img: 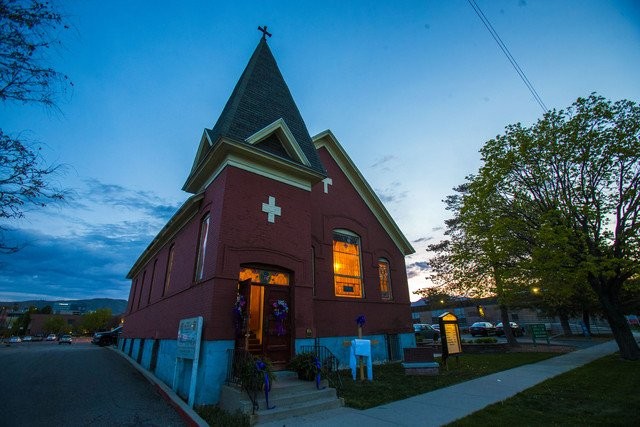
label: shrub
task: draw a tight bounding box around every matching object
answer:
[288,351,320,381]
[234,353,275,393]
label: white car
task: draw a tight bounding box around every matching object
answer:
[58,335,73,345]
[46,334,57,341]
[9,336,22,343]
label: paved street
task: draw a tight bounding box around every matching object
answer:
[0,341,186,427]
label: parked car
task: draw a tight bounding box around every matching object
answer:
[495,322,525,337]
[9,336,22,343]
[58,335,73,345]
[469,321,496,337]
[92,326,122,346]
[46,334,57,341]
[22,335,33,342]
[32,334,44,341]
[413,323,440,342]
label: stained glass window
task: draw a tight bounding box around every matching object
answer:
[239,267,290,285]
[333,230,363,298]
[378,259,392,300]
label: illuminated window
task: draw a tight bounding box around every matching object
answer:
[239,267,290,285]
[333,230,363,298]
[195,214,210,281]
[163,244,175,296]
[378,258,392,300]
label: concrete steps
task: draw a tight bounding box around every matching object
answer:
[218,371,343,425]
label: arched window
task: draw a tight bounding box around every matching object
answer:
[195,213,210,281]
[147,259,157,305]
[137,270,146,309]
[378,258,392,300]
[333,230,363,298]
[163,244,175,296]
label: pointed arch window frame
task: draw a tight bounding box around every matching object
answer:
[332,229,364,299]
[378,258,393,300]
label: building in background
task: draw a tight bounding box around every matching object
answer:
[53,302,86,315]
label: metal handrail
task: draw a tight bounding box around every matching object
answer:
[300,345,343,389]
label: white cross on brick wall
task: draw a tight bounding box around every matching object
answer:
[322,177,333,194]
[261,196,281,223]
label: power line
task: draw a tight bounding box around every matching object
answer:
[467,0,548,113]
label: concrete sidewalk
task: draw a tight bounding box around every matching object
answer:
[258,339,623,426]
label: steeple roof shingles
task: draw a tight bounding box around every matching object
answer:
[205,39,325,175]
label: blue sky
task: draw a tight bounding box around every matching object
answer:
[1,0,639,302]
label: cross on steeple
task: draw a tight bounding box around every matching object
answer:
[258,25,272,40]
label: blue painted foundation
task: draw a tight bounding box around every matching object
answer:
[118,332,414,405]
[297,333,415,368]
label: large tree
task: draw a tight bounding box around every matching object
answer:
[80,308,113,334]
[0,0,70,252]
[477,94,640,360]
[435,179,536,344]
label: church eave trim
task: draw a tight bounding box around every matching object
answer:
[126,193,204,279]
[182,137,325,194]
[313,130,416,256]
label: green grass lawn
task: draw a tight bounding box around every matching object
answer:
[448,354,640,426]
[339,352,559,409]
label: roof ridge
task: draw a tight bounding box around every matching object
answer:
[203,38,326,175]
[208,39,266,138]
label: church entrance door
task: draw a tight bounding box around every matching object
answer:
[238,267,292,369]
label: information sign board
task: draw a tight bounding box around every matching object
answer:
[177,317,202,359]
[443,323,462,355]
[439,312,462,367]
[529,323,549,345]
[173,316,203,407]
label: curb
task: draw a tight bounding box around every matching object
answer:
[107,345,209,427]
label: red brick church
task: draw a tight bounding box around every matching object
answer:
[122,33,415,405]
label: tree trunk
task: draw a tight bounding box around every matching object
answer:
[582,310,591,335]
[558,310,573,336]
[593,280,640,361]
[500,305,518,346]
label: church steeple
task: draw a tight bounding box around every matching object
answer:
[185,35,326,192]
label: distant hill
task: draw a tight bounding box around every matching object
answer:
[0,298,128,315]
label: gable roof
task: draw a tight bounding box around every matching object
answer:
[184,38,325,193]
[313,130,415,256]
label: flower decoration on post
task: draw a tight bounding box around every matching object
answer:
[272,299,289,336]
[233,294,246,336]
[314,356,325,390]
[255,358,275,410]
[355,314,366,380]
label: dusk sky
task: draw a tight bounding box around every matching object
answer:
[1,0,639,302]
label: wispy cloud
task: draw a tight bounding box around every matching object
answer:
[371,155,397,171]
[81,178,180,218]
[0,179,183,302]
[375,181,408,204]
[412,236,433,244]
[406,261,430,279]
